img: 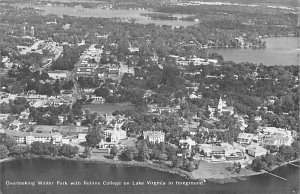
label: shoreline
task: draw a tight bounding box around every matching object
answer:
[1,155,299,183]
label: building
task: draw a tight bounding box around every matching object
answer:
[237,133,254,145]
[257,127,293,147]
[217,97,234,115]
[48,70,69,80]
[199,144,225,157]
[4,130,66,145]
[128,46,139,53]
[179,137,196,150]
[104,129,127,143]
[25,94,48,101]
[90,95,105,103]
[143,131,165,143]
[246,145,267,157]
[78,133,87,141]
[0,114,10,121]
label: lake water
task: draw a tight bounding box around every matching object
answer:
[18,5,195,27]
[0,159,299,194]
[83,103,134,116]
[211,37,299,66]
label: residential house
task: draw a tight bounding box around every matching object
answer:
[90,95,105,103]
[143,131,165,143]
[179,137,196,150]
[48,70,69,80]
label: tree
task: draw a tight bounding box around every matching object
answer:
[0,134,16,150]
[72,101,82,117]
[10,145,30,156]
[150,149,161,160]
[185,161,195,172]
[85,127,102,148]
[31,142,51,155]
[62,80,74,90]
[170,155,180,168]
[0,145,9,159]
[83,147,91,158]
[0,102,10,113]
[278,145,295,161]
[251,157,263,172]
[94,87,109,98]
[137,141,150,161]
[121,146,138,161]
[59,144,79,158]
[110,145,119,158]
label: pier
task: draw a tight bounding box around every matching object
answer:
[261,170,287,181]
[288,163,300,168]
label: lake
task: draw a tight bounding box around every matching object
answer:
[18,4,196,27]
[211,37,299,66]
[0,158,299,194]
[83,103,134,116]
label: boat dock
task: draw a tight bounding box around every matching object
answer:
[261,170,287,181]
[289,163,300,168]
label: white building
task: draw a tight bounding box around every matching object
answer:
[90,95,105,103]
[78,133,87,141]
[258,127,293,147]
[217,97,234,115]
[48,71,69,80]
[246,145,267,157]
[237,133,254,145]
[179,137,196,150]
[5,130,66,145]
[104,129,127,143]
[143,131,165,143]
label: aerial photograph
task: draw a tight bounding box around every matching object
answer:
[0,0,299,193]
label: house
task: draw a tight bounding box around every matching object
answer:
[217,97,234,115]
[20,109,30,120]
[237,133,254,145]
[78,133,87,141]
[143,131,165,143]
[90,95,105,103]
[107,64,119,75]
[9,120,23,131]
[128,47,139,53]
[176,59,190,66]
[48,70,69,80]
[0,114,10,121]
[179,137,196,150]
[246,145,267,157]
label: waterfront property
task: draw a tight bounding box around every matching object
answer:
[246,145,267,157]
[104,128,127,143]
[4,130,69,145]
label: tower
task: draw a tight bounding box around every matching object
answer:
[30,26,34,37]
